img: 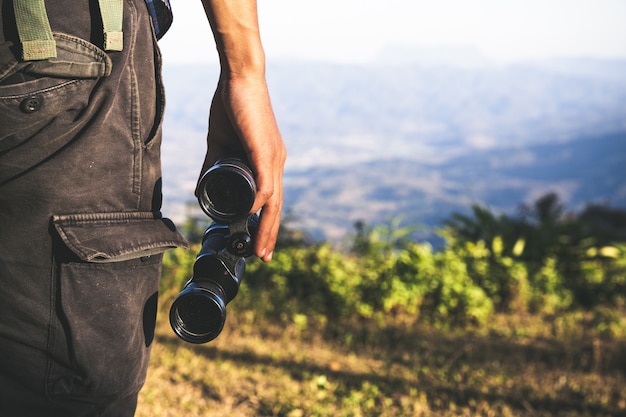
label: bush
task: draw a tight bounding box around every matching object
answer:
[160,197,626,340]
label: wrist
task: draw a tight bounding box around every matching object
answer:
[218,44,266,80]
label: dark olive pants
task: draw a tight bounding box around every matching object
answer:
[0,1,186,415]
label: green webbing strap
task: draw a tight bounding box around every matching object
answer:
[13,0,123,61]
[98,0,124,51]
[13,0,57,60]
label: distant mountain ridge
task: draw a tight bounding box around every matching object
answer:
[281,132,626,240]
[160,56,626,241]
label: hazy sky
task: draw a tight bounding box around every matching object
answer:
[159,0,626,65]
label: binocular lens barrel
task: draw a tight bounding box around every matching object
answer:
[169,280,227,344]
[197,158,256,222]
[170,157,257,344]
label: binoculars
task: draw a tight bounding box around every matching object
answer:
[169,158,257,344]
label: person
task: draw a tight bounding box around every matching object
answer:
[0,0,285,415]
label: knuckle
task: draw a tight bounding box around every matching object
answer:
[256,186,275,202]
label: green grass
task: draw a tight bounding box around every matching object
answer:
[137,297,626,417]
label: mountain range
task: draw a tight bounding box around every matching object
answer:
[159,52,626,242]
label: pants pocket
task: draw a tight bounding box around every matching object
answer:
[0,33,112,139]
[0,33,113,184]
[47,212,188,404]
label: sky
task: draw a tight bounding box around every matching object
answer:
[159,0,626,66]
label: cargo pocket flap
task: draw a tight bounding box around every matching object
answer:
[52,212,189,262]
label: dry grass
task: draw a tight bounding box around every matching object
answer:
[136,300,626,417]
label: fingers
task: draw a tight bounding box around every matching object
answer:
[248,139,286,261]
[254,191,281,262]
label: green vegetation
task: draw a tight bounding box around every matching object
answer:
[137,194,626,416]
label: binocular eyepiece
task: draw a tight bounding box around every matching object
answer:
[169,158,257,344]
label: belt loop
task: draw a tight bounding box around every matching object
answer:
[98,0,124,51]
[13,0,57,61]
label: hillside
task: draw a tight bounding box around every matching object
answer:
[160,57,626,240]
[281,132,626,240]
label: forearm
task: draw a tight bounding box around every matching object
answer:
[200,0,277,162]
[200,0,266,79]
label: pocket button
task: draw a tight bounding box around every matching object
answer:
[20,95,44,113]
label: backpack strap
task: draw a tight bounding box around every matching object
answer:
[13,0,124,61]
[13,0,57,60]
[98,0,124,51]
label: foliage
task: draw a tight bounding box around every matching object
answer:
[237,221,495,336]
[445,193,626,318]
[162,193,626,341]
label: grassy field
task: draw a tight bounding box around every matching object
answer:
[136,298,626,417]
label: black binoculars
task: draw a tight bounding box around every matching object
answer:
[170,158,257,344]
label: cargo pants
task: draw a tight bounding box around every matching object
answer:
[0,0,187,415]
